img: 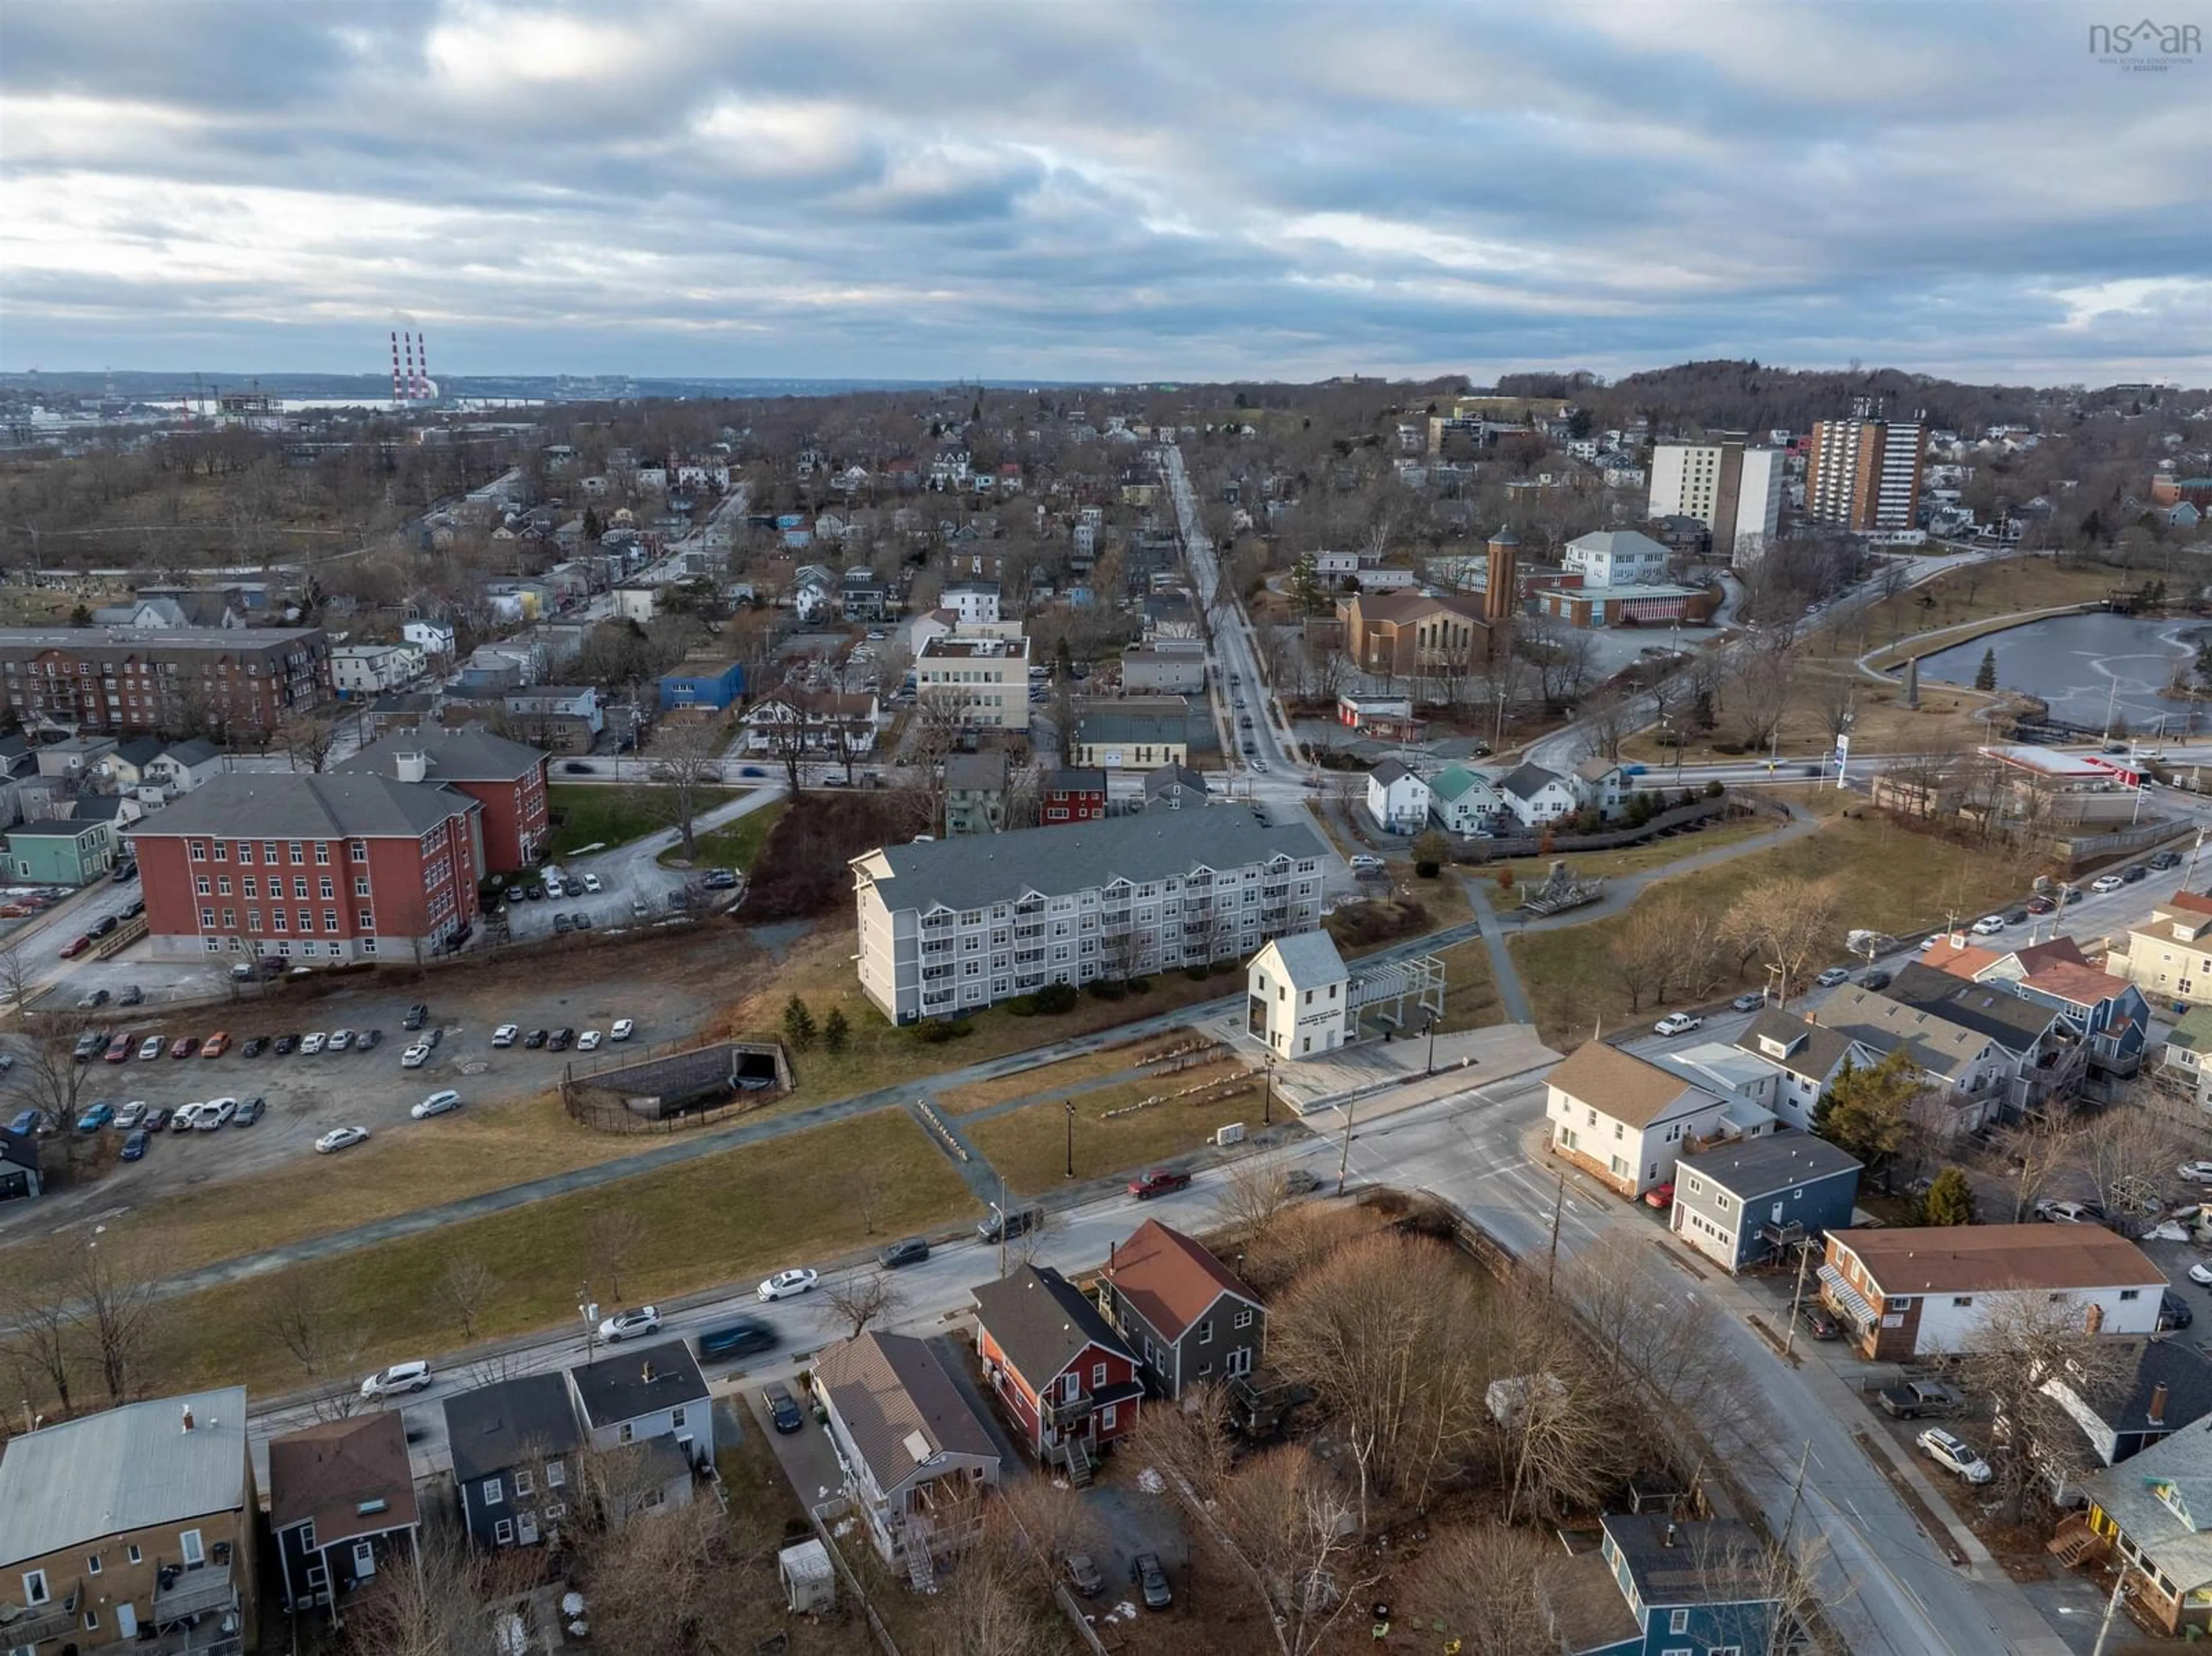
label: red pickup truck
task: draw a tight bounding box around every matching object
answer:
[1128,1169,1192,1200]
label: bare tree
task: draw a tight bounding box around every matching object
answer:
[0,1285,75,1418]
[579,1494,741,1656]
[436,1256,499,1342]
[1580,686,1637,764]
[1486,1274,1635,1523]
[1728,646,1795,751]
[1216,1443,1381,1656]
[1396,1522,1562,1656]
[338,1513,499,1656]
[1996,1111,2074,1222]
[1719,874,1842,1006]
[75,1246,160,1405]
[1125,1381,1236,1501]
[586,1207,650,1303]
[1608,900,1677,1014]
[647,718,729,861]
[1558,1235,1756,1456]
[2,1010,100,1140]
[1952,1289,2134,1521]
[821,1268,903,1339]
[262,1274,369,1418]
[1212,1157,1297,1246]
[2073,1092,2194,1220]
[280,713,344,774]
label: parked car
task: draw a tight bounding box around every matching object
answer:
[2188,1259,2212,1288]
[524,1029,549,1049]
[298,1032,328,1056]
[411,1090,463,1120]
[2034,1198,2099,1224]
[610,1018,635,1041]
[696,1319,776,1361]
[1878,1380,1959,1418]
[6,1108,40,1135]
[762,1382,805,1434]
[327,1029,354,1052]
[599,1305,661,1342]
[1642,1181,1676,1210]
[1916,1427,1994,1485]
[170,1103,206,1132]
[1970,914,2008,935]
[315,1126,370,1154]
[103,1033,134,1063]
[1130,1552,1173,1611]
[1858,969,1893,991]
[403,1003,430,1030]
[201,1031,230,1059]
[977,1203,1042,1243]
[577,1030,603,1052]
[1130,1168,1192,1200]
[400,1043,431,1069]
[58,935,92,959]
[273,1033,300,1056]
[548,1028,575,1051]
[1349,853,1386,873]
[2025,895,2056,915]
[1653,1012,1703,1036]
[2092,873,2127,894]
[1814,967,1851,988]
[2179,1161,2212,1184]
[233,1096,265,1125]
[1730,992,1766,1012]
[1797,1302,1840,1341]
[582,873,602,893]
[117,984,143,1006]
[89,915,119,939]
[142,1105,172,1132]
[196,1098,237,1130]
[169,1035,201,1060]
[113,1101,147,1130]
[75,1102,115,1134]
[878,1237,931,1269]
[2161,1291,2195,1332]
[2122,864,2150,884]
[357,1029,382,1051]
[757,1268,819,1302]
[2151,849,2184,870]
[241,1036,268,1058]
[491,1024,520,1048]
[361,1361,434,1399]
[1064,1553,1104,1598]
[120,1128,150,1162]
[553,912,573,935]
[77,987,111,1009]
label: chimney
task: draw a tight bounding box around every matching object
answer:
[641,1361,656,1384]
[2151,1382,2170,1426]
[2086,1302,2105,1336]
[395,751,429,785]
[180,1403,195,1434]
[1663,1522,1677,1548]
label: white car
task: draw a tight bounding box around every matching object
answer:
[327,1029,355,1052]
[1653,1013,1703,1037]
[2092,873,2127,894]
[598,1305,661,1342]
[400,1043,431,1069]
[411,1090,463,1120]
[610,1018,635,1042]
[2180,1161,2212,1184]
[491,1024,520,1048]
[577,1030,603,1052]
[360,1360,433,1399]
[196,1097,237,1131]
[1916,1427,1994,1486]
[757,1268,819,1302]
[1815,967,1852,987]
[315,1126,370,1154]
[169,1102,207,1132]
[1969,915,2007,935]
[2035,1199,2098,1225]
[582,873,602,893]
[299,1032,328,1056]
[1349,854,1386,873]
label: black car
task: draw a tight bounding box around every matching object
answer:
[524,1028,549,1049]
[241,1037,268,1059]
[549,1028,575,1051]
[1064,1552,1105,1598]
[763,1382,805,1434]
[111,861,138,884]
[1131,1552,1172,1610]
[697,1319,776,1361]
[2151,849,2184,870]
[402,1003,430,1031]
[562,760,593,774]
[2122,864,2150,884]
[878,1236,931,1269]
[273,1033,300,1056]
[2162,1291,2195,1332]
[142,1105,172,1132]
[2061,885,2084,904]
[357,1028,382,1051]
[89,915,120,938]
[573,912,593,931]
[526,882,547,900]
[120,1128,150,1162]
[1858,969,1892,991]
[2001,907,2029,926]
[1798,1302,1841,1341]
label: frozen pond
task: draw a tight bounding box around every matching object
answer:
[1918,611,2212,734]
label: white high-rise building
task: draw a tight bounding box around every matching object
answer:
[1648,437,1783,564]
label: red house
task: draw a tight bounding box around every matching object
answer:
[336,725,550,874]
[127,772,482,964]
[1040,767,1107,825]
[972,1265,1141,1478]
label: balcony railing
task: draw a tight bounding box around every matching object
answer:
[154,1563,237,1626]
[2,1581,82,1644]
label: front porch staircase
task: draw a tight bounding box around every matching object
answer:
[1061,1435,1094,1489]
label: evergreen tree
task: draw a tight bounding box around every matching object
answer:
[1287,552,1327,616]
[1920,1166,1977,1226]
[782,995,816,1051]
[1974,648,1997,692]
[822,1007,849,1054]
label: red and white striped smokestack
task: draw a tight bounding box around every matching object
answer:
[390,331,404,403]
[415,332,430,400]
[404,332,420,400]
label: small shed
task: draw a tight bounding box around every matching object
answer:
[778,1538,835,1613]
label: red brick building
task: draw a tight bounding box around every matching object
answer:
[0,626,328,737]
[336,725,550,874]
[127,774,482,962]
[1040,768,1107,825]
[971,1265,1141,1473]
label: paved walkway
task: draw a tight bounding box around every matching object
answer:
[1461,878,1534,1022]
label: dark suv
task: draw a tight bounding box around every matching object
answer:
[878,1237,931,1269]
[976,1203,1042,1244]
[402,1003,430,1031]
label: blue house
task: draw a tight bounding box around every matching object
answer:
[1668,1130,1861,1274]
[1552,1514,1786,1655]
[657,656,746,713]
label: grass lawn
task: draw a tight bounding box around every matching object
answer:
[966,1062,1266,1193]
[661,798,786,871]
[546,783,738,857]
[714,1430,872,1656]
[935,1036,1203,1114]
[1491,813,1781,896]
[115,1108,974,1405]
[1507,809,2033,1048]
[1838,557,2128,667]
[1619,674,1994,768]
[1427,937,1503,1034]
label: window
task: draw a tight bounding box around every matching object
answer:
[21,1570,48,1606]
[196,876,211,896]
[180,1529,204,1566]
[1234,1309,1255,1331]
[546,1460,566,1488]
[671,1405,687,1429]
[1092,1362,1107,1388]
[86,1553,101,1576]
[300,1520,316,1551]
[1197,1319,1214,1344]
[618,1422,635,1445]
[1100,1404,1118,1431]
[127,1545,141,1565]
[544,1502,567,1521]
[514,1469,534,1496]
[2122,1289,2142,1302]
[320,877,334,900]
[1952,1295,1974,1308]
[493,1519,514,1545]
[315,842,331,865]
[290,842,305,865]
[481,1477,503,1505]
[1670,1609,1690,1634]
[350,840,367,860]
[83,1609,98,1632]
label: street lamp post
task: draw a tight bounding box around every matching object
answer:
[1064,1100,1075,1180]
[1424,1011,1439,1075]
[578,1290,600,1365]
[1263,1050,1275,1125]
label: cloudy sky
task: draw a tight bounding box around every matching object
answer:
[3,1,2207,385]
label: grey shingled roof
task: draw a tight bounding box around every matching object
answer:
[1735,1010,1860,1083]
[858,809,1327,914]
[1256,930,1348,988]
[339,724,545,784]
[0,1388,248,1565]
[1370,758,1416,787]
[1881,962,2063,1051]
[942,751,1008,793]
[1498,761,1566,801]
[2080,1416,2212,1591]
[1143,763,1208,800]
[123,772,477,842]
[812,1332,999,1495]
[567,1341,709,1428]
[443,1373,582,1483]
[1075,709,1187,746]
[1676,1130,1861,1201]
[972,1266,1134,1390]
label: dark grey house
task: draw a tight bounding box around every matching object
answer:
[2043,1339,2212,1500]
[267,1412,420,1618]
[1095,1218,1266,1398]
[1668,1131,1861,1272]
[442,1372,584,1549]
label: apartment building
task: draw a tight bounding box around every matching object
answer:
[0,626,328,737]
[1647,437,1784,563]
[336,725,551,874]
[328,643,426,697]
[1805,401,1927,530]
[128,773,482,962]
[850,810,1328,1022]
[915,635,1029,730]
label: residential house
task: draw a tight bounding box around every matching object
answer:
[1571,758,1630,821]
[1668,1131,1861,1272]
[143,739,224,797]
[851,810,1327,1022]
[2164,1005,2212,1106]
[2077,1416,2212,1634]
[1819,1225,2165,1363]
[657,655,746,714]
[1734,1010,1869,1130]
[5,817,117,884]
[2043,1340,2212,1503]
[841,568,889,621]
[1650,1040,1786,1120]
[972,1265,1143,1476]
[1814,981,2021,1135]
[2104,889,2212,1008]
[1245,930,1354,1059]
[403,618,457,660]
[1428,763,1506,835]
[72,794,143,832]
[1119,644,1207,694]
[1040,768,1107,824]
[329,643,426,698]
[567,1342,714,1522]
[1070,708,1188,770]
[1365,759,1431,835]
[0,626,325,736]
[498,685,603,754]
[443,1373,585,1550]
[1880,962,2090,1120]
[809,1332,1002,1577]
[741,690,879,759]
[1927,933,2150,1085]
[267,1412,419,1620]
[36,734,118,780]
[96,736,166,794]
[1546,1040,1753,1200]
[1142,763,1207,811]
[0,1126,41,1200]
[1096,1218,1266,1397]
[943,581,1001,627]
[0,1388,257,1655]
[337,725,551,875]
[1560,528,1673,587]
[1544,1513,1789,1656]
[943,751,1010,836]
[916,635,1028,729]
[1497,761,1582,828]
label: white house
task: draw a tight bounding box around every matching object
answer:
[942,581,1002,627]
[1733,1011,1871,1131]
[565,1340,714,1520]
[1427,764,1506,835]
[330,642,426,697]
[1546,1040,1754,1199]
[143,738,224,796]
[1247,931,1354,1059]
[1562,529,1672,588]
[1497,761,1581,828]
[1571,759,1631,821]
[1365,759,1431,835]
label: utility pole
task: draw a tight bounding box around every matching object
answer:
[1335,1094,1358,1197]
[1778,1438,1813,1553]
[1782,1246,1811,1359]
[1546,1169,1566,1295]
[1063,1100,1075,1180]
[2091,1564,2133,1656]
